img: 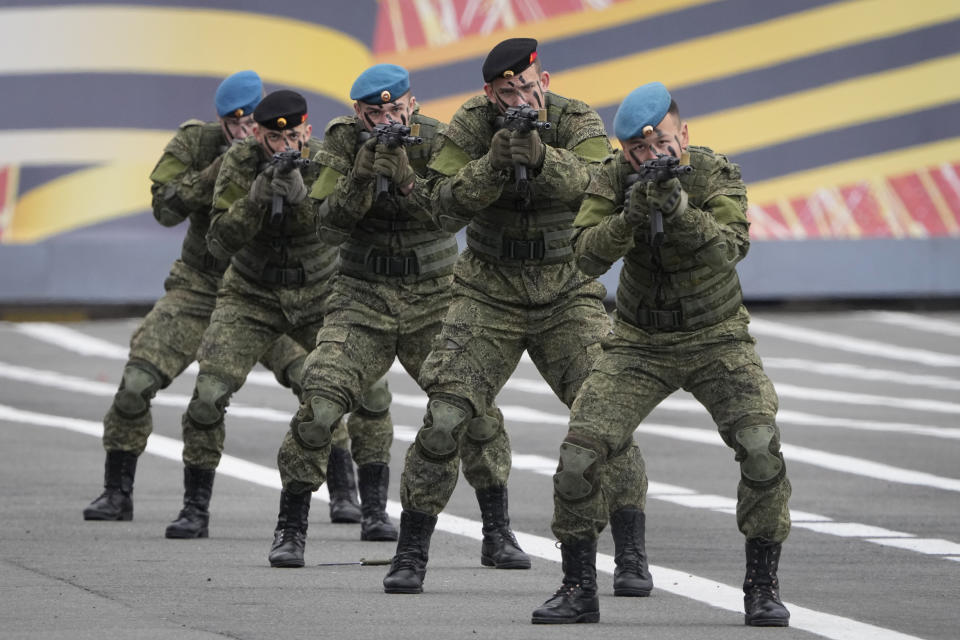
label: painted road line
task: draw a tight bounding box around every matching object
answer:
[3,361,960,494]
[748,318,960,367]
[0,403,933,640]
[762,358,960,392]
[862,311,960,338]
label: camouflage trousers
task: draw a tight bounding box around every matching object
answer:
[103,260,305,455]
[278,273,452,491]
[181,266,374,469]
[552,307,792,544]
[400,262,645,517]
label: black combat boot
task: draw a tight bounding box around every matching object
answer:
[268,489,311,568]
[357,463,398,541]
[744,537,790,627]
[610,507,653,596]
[164,466,215,539]
[83,450,138,521]
[476,485,531,569]
[326,446,362,523]
[382,510,437,594]
[531,539,600,624]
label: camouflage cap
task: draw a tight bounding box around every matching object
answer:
[482,38,538,83]
[254,89,308,131]
[613,82,672,141]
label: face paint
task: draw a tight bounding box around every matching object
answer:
[363,113,376,130]
[533,89,543,109]
[399,113,408,125]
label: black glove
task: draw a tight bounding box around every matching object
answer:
[488,129,512,170]
[510,129,546,169]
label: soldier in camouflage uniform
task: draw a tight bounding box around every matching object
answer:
[162,90,393,540]
[83,71,315,524]
[531,83,791,626]
[270,64,525,569]
[384,39,647,595]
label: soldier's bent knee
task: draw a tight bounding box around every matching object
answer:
[293,394,344,450]
[114,361,165,418]
[416,395,472,461]
[186,373,232,428]
[733,422,784,486]
[554,435,607,502]
[465,413,499,444]
[357,378,392,417]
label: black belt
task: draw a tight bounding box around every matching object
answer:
[502,238,545,260]
[634,308,683,329]
[370,254,419,276]
[261,265,305,285]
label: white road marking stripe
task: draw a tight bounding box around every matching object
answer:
[3,361,959,496]
[763,358,960,392]
[866,538,960,555]
[12,323,960,424]
[0,403,930,640]
[749,318,960,367]
[862,311,960,338]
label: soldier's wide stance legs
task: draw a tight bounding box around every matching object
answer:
[85,266,215,522]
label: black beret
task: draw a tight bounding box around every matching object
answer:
[482,37,538,83]
[254,89,308,131]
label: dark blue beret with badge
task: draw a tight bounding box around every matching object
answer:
[254,90,308,131]
[613,82,673,141]
[482,37,538,83]
[214,70,262,118]
[350,63,410,105]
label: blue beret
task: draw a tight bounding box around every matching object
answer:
[613,82,672,141]
[214,70,262,118]
[350,64,410,105]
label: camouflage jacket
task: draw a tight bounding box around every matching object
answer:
[307,110,458,282]
[574,145,750,331]
[148,119,231,274]
[425,92,611,267]
[207,137,337,287]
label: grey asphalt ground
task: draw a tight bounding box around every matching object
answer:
[1,308,959,640]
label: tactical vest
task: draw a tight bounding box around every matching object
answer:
[231,141,339,288]
[176,121,232,275]
[466,94,579,266]
[615,147,743,331]
[338,113,459,281]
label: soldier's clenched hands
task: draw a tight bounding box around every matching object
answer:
[488,128,513,170]
[353,137,377,181]
[249,165,276,204]
[623,180,650,226]
[510,129,546,169]
[271,169,308,205]
[374,144,416,192]
[646,177,687,217]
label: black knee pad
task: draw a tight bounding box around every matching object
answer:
[113,360,165,419]
[292,394,345,450]
[415,395,472,461]
[554,434,607,502]
[186,373,232,429]
[732,420,785,488]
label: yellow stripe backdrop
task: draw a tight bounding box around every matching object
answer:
[0,6,371,105]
